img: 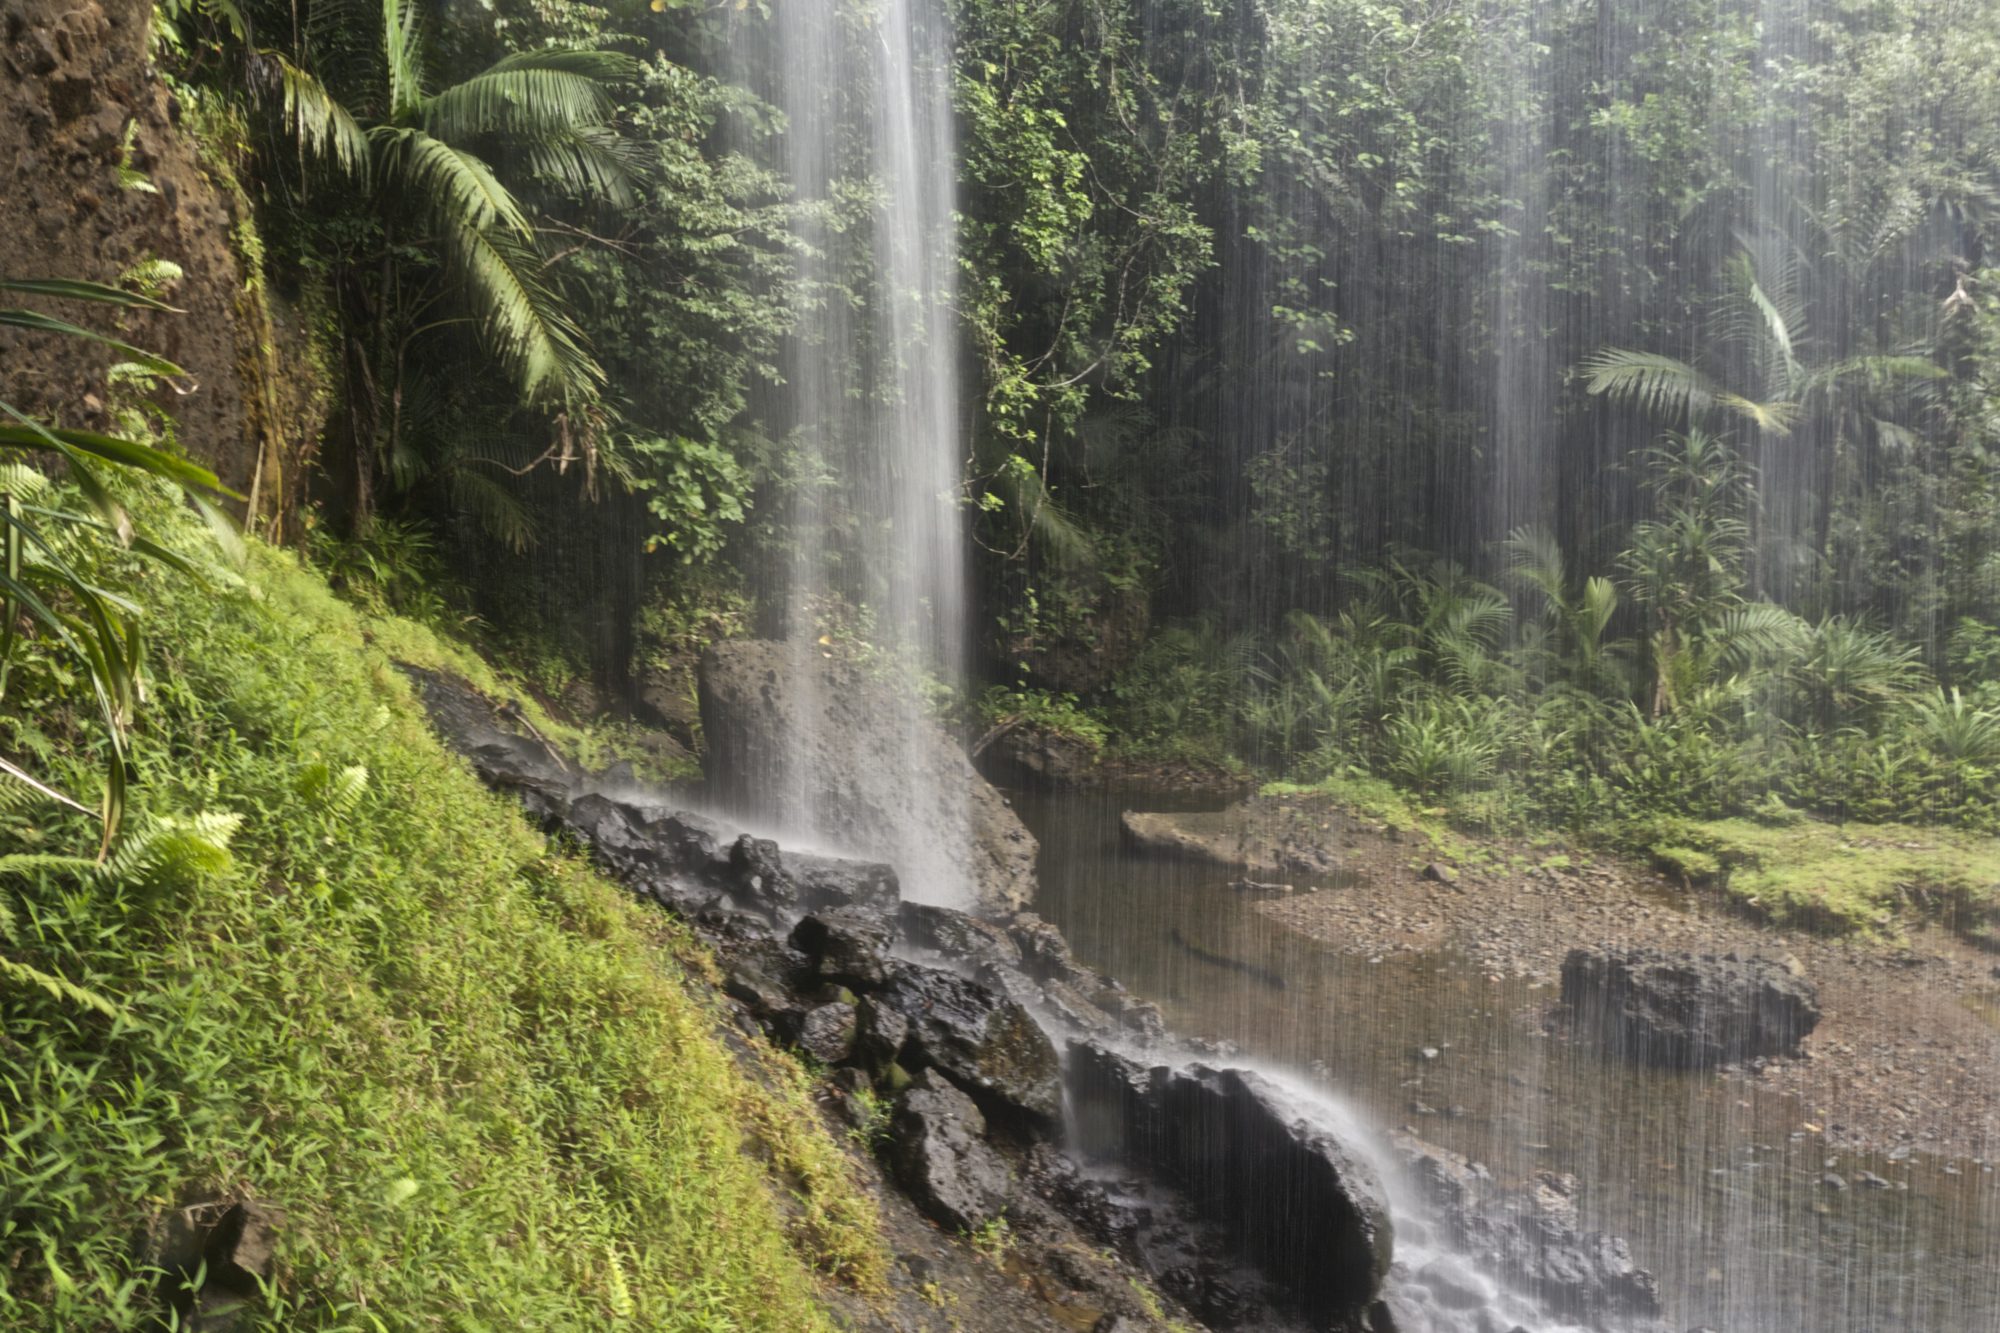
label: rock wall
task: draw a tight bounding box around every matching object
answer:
[0,0,319,521]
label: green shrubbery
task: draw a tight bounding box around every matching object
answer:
[1091,434,2000,842]
[0,479,881,1329]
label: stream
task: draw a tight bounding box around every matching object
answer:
[1017,787,2000,1332]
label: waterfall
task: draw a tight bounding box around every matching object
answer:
[728,0,975,906]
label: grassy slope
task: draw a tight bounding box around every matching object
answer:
[1,492,883,1330]
[1657,817,2000,938]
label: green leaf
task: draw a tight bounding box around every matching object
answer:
[0,309,185,377]
[0,421,235,496]
[0,279,182,312]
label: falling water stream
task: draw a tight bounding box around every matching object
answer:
[725,0,975,906]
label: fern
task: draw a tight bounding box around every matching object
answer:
[0,955,123,1018]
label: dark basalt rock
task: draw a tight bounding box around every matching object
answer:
[902,902,1024,972]
[888,1068,1013,1232]
[853,995,911,1072]
[727,834,799,916]
[1067,1040,1394,1321]
[781,1000,858,1065]
[789,908,898,990]
[1560,946,1822,1069]
[786,849,901,913]
[876,963,1063,1125]
[1010,911,1093,988]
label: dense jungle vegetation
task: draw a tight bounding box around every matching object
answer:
[12,0,2000,869]
[135,0,2000,842]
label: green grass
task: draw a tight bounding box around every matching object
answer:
[1260,772,1489,865]
[1660,816,2000,938]
[1,483,884,1329]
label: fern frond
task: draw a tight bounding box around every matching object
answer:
[0,854,101,880]
[0,954,123,1018]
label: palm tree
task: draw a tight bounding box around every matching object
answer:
[168,0,640,521]
[1501,524,1626,693]
[1583,246,1948,593]
[1582,249,1944,437]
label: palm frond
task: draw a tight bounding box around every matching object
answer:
[451,466,538,552]
[0,309,186,378]
[440,221,601,404]
[1582,349,1720,422]
[521,126,646,208]
[264,55,370,174]
[425,55,636,143]
[1501,524,1565,609]
[1709,602,1809,666]
[377,129,532,238]
[1711,391,1800,435]
[0,279,181,312]
[382,0,425,121]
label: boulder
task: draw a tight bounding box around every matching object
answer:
[901,902,1023,972]
[789,909,898,990]
[698,640,1037,913]
[1560,947,1822,1069]
[781,1001,858,1065]
[888,1069,1012,1232]
[784,850,900,914]
[1117,801,1350,881]
[1009,912,1092,988]
[876,963,1062,1125]
[853,995,911,1072]
[727,834,800,917]
[1065,1041,1394,1320]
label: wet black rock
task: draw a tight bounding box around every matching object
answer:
[876,964,1063,1125]
[902,902,1023,972]
[1560,946,1822,1069]
[782,1000,858,1065]
[1010,911,1093,988]
[888,1068,1012,1232]
[727,834,799,916]
[790,908,898,990]
[853,995,911,1072]
[785,849,900,913]
[1067,1040,1395,1321]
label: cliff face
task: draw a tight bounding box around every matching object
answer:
[0,0,312,520]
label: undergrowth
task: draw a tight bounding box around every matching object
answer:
[0,479,884,1329]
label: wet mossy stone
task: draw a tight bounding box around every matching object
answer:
[875,963,1061,1127]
